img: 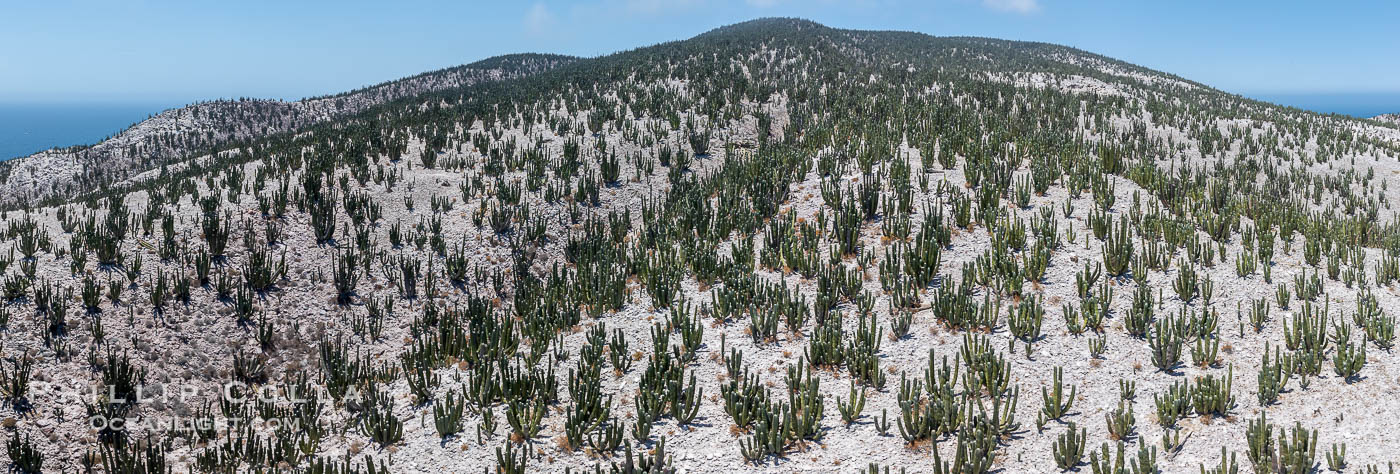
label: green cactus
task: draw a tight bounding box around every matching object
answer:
[495,440,530,474]
[358,395,404,446]
[1333,330,1366,382]
[1173,260,1198,303]
[1088,334,1107,359]
[1009,295,1044,343]
[1153,380,1190,428]
[1040,366,1076,422]
[1149,316,1185,372]
[1097,394,1133,438]
[5,433,43,474]
[1191,364,1234,416]
[1161,427,1183,454]
[1248,297,1271,332]
[1088,441,1124,474]
[1200,447,1239,474]
[1125,284,1154,337]
[1076,261,1102,299]
[1103,216,1133,277]
[1191,335,1220,368]
[838,379,866,425]
[1326,443,1346,472]
[1053,422,1088,470]
[506,396,547,441]
[1257,342,1293,406]
[0,355,33,403]
[433,389,466,438]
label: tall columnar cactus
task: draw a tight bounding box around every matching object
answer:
[5,433,43,474]
[1105,400,1136,441]
[1040,366,1076,423]
[1257,342,1293,406]
[1102,216,1133,277]
[1149,316,1185,371]
[1053,422,1088,470]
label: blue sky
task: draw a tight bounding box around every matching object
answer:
[2,1,1397,105]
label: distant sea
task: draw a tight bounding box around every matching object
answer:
[1246,92,1400,119]
[0,103,175,161]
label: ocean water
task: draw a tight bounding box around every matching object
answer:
[0,103,175,161]
[1246,92,1400,119]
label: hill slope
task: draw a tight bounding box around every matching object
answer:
[0,53,573,206]
[3,18,1400,473]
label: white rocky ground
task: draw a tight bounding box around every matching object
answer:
[4,22,1400,474]
[0,107,1396,474]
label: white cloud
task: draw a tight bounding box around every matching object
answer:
[983,0,1039,14]
[625,0,663,13]
[624,0,711,14]
[524,3,555,34]
[626,0,703,14]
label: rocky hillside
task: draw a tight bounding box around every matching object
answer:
[0,53,573,207]
[3,18,1400,474]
